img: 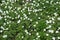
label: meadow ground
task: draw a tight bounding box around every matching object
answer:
[0,0,60,40]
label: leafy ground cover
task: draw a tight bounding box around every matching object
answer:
[0,0,60,40]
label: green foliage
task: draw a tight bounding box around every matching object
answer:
[0,0,60,40]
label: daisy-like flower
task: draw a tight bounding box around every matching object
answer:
[3,35,7,38]
[52,37,55,40]
[57,17,60,20]
[48,30,54,33]
[17,20,20,23]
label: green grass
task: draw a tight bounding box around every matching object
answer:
[0,0,60,40]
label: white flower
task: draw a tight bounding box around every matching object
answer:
[58,37,60,39]
[58,27,60,30]
[36,3,39,7]
[33,9,38,12]
[3,23,6,26]
[38,17,40,19]
[52,17,55,20]
[55,31,59,33]
[56,2,59,4]
[52,37,55,40]
[50,0,53,4]
[0,30,3,33]
[25,30,28,34]
[48,30,54,33]
[30,19,32,21]
[36,22,38,24]
[37,35,40,38]
[23,14,28,19]
[29,33,31,35]
[39,9,42,11]
[46,1,49,3]
[5,28,8,30]
[57,17,60,20]
[22,26,24,28]
[26,0,29,1]
[33,25,36,27]
[36,32,39,36]
[46,25,52,29]
[28,12,31,15]
[18,15,20,18]
[5,10,9,14]
[54,13,58,16]
[43,29,46,31]
[46,20,52,24]
[33,1,36,3]
[1,26,4,30]
[3,35,7,38]
[17,7,21,10]
[22,36,24,38]
[46,33,49,36]
[17,20,20,23]
[7,22,9,24]
[0,16,2,20]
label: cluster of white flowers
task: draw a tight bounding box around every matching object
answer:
[0,0,60,40]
